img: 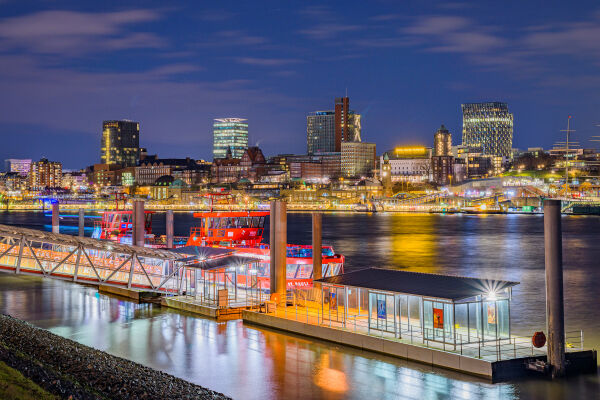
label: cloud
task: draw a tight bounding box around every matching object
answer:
[520,15,600,60]
[195,30,268,47]
[236,57,302,66]
[298,5,362,40]
[0,9,163,54]
[403,16,505,54]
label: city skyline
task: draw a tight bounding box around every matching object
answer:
[1,1,600,168]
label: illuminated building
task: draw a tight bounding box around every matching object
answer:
[381,153,392,196]
[380,146,432,182]
[101,120,140,167]
[4,159,32,176]
[307,97,361,154]
[432,125,454,185]
[461,102,513,159]
[335,97,361,147]
[136,158,207,186]
[433,125,452,156]
[213,118,248,159]
[28,158,62,189]
[341,142,376,178]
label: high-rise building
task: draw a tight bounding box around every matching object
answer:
[213,118,248,160]
[341,142,376,178]
[4,159,32,176]
[433,125,452,156]
[461,102,513,159]
[307,97,361,154]
[432,125,453,185]
[101,120,140,167]
[28,158,62,189]
[335,97,361,149]
[307,111,335,155]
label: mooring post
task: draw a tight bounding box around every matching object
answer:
[544,199,566,378]
[51,202,59,234]
[166,209,174,248]
[78,208,85,237]
[312,212,322,286]
[133,200,145,247]
[269,200,287,303]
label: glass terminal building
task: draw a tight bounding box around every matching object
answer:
[213,118,249,159]
[461,102,513,159]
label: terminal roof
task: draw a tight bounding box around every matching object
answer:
[315,268,519,301]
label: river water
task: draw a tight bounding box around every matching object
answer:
[0,211,598,399]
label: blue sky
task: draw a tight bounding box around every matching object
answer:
[1,0,599,168]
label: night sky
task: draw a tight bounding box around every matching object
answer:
[1,1,599,168]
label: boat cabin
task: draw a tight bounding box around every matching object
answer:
[187,211,269,246]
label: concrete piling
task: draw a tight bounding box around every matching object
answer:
[51,202,59,234]
[270,200,287,301]
[133,200,145,247]
[312,213,322,282]
[78,208,85,237]
[166,210,174,249]
[544,199,566,378]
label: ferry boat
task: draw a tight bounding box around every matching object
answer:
[91,210,187,247]
[186,211,344,290]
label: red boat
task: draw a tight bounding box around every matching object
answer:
[186,211,344,289]
[92,210,187,247]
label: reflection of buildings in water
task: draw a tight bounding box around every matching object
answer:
[388,215,439,273]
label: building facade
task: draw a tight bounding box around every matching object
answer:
[307,97,361,155]
[5,159,32,176]
[307,111,335,155]
[101,120,140,167]
[212,118,248,159]
[28,158,62,189]
[380,147,432,182]
[433,125,452,156]
[461,102,513,159]
[432,156,454,185]
[135,158,203,186]
[341,142,376,178]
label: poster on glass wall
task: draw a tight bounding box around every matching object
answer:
[433,308,444,329]
[487,303,496,324]
[377,299,386,319]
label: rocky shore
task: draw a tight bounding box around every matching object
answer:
[0,314,230,400]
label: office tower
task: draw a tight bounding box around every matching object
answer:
[461,102,513,159]
[341,142,376,178]
[4,159,32,176]
[307,97,361,155]
[28,158,62,189]
[307,112,335,155]
[213,118,248,159]
[433,125,452,156]
[335,97,361,148]
[101,120,140,167]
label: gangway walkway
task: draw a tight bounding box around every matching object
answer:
[0,224,193,294]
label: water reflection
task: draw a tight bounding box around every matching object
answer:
[0,212,599,398]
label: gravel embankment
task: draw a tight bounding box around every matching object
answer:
[0,314,230,400]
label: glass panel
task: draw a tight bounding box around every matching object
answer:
[423,300,433,339]
[444,303,454,343]
[497,300,510,339]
